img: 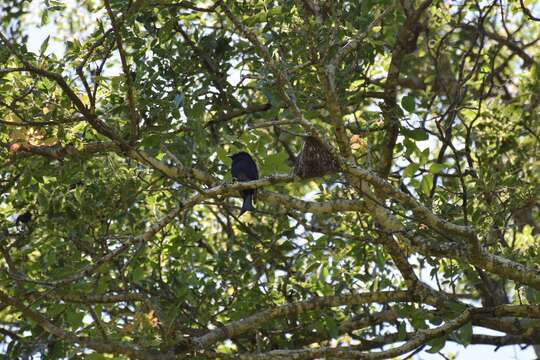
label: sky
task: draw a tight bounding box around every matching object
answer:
[15,2,538,360]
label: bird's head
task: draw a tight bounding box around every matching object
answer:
[229,151,252,161]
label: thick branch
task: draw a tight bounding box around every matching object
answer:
[377,0,432,178]
[210,309,471,359]
[188,291,410,350]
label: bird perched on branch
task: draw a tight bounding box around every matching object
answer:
[230,151,259,215]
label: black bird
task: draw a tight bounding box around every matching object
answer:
[230,151,259,215]
[16,211,32,225]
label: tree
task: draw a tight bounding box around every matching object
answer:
[1,0,539,358]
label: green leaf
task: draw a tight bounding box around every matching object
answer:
[217,147,231,167]
[261,151,289,174]
[397,321,407,340]
[420,174,434,195]
[375,249,386,270]
[403,163,419,178]
[305,261,320,275]
[411,310,428,330]
[131,267,145,283]
[426,336,446,353]
[459,321,473,347]
[403,138,418,157]
[429,163,447,174]
[184,99,206,120]
[401,95,415,112]
[39,35,50,56]
[267,6,283,17]
[419,148,430,165]
[325,317,339,339]
[41,10,49,26]
[47,0,67,11]
[446,302,467,315]
[66,309,84,329]
[402,127,429,141]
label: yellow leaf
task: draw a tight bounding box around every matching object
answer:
[145,310,160,328]
[80,94,90,106]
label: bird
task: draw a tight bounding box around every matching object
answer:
[16,211,32,225]
[230,151,259,215]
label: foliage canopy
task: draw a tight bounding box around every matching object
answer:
[1,0,539,359]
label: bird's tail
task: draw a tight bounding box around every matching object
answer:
[240,192,255,215]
